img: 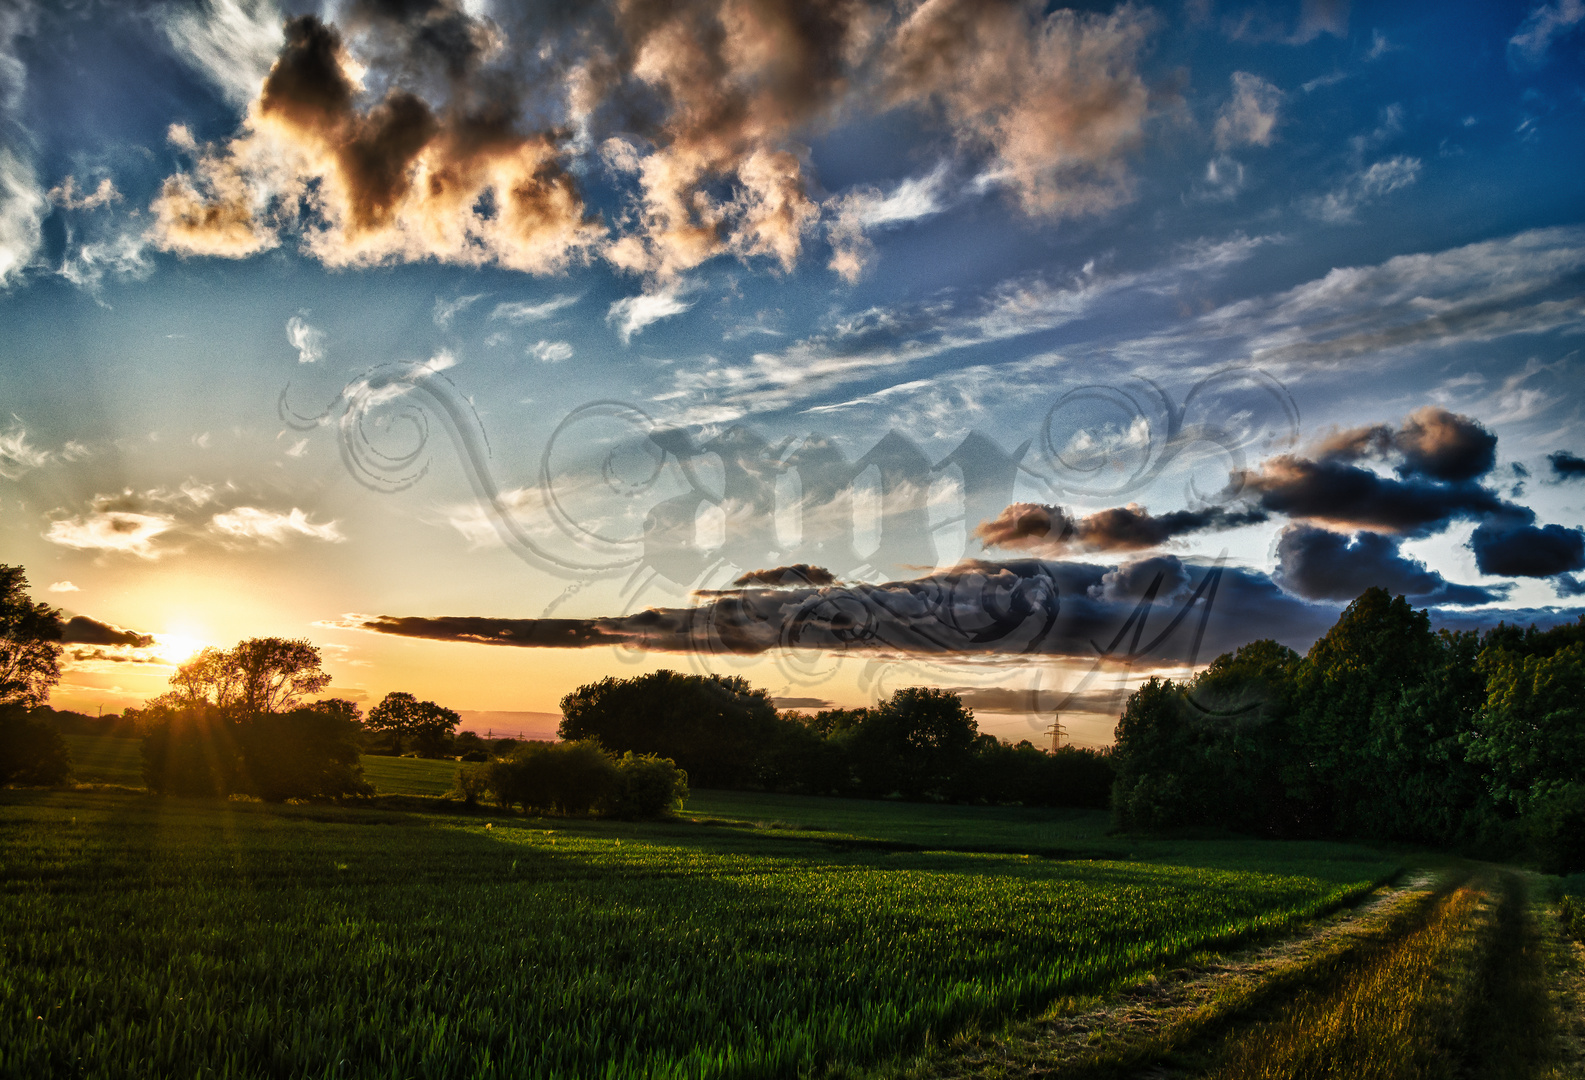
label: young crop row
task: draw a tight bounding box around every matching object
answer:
[0,793,1394,1079]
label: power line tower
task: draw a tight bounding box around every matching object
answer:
[1045,713,1066,752]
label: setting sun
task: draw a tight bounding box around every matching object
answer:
[150,634,209,667]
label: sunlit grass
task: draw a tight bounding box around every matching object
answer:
[0,789,1394,1079]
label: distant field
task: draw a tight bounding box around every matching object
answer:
[358,753,461,796]
[60,733,142,786]
[0,788,1396,1079]
[61,741,470,797]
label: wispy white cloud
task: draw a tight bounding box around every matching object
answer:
[666,235,1278,422]
[1214,72,1283,149]
[0,419,50,479]
[489,294,582,324]
[1303,155,1421,224]
[0,2,43,290]
[1127,225,1585,372]
[1364,29,1398,60]
[1192,155,1246,202]
[433,293,485,328]
[160,0,283,106]
[528,340,573,363]
[608,284,695,344]
[1509,0,1585,67]
[46,506,178,559]
[209,506,344,545]
[826,164,953,281]
[286,314,325,364]
[47,581,79,593]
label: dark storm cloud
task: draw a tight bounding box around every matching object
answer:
[1231,455,1510,536]
[1549,450,1585,481]
[975,502,1267,554]
[729,564,837,588]
[1228,407,1517,536]
[1314,407,1497,483]
[1469,516,1585,578]
[1273,524,1503,606]
[60,615,155,648]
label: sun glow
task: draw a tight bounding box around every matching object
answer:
[151,633,209,666]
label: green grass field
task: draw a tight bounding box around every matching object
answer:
[0,785,1398,1079]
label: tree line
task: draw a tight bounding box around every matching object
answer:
[5,559,1581,867]
[1110,587,1585,873]
[557,674,1115,808]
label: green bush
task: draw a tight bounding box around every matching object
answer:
[485,741,688,818]
[0,705,71,786]
[453,763,489,807]
[141,706,241,797]
[1525,783,1585,875]
[236,708,371,802]
[487,740,617,814]
[1560,896,1584,944]
[600,752,689,819]
[141,703,370,800]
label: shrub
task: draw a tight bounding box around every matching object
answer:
[236,708,371,802]
[453,763,489,807]
[485,741,689,818]
[600,752,688,819]
[1560,896,1584,944]
[1526,783,1585,875]
[487,740,617,814]
[0,705,71,786]
[141,706,241,797]
[141,703,370,800]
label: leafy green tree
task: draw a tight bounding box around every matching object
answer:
[237,704,372,801]
[602,752,690,819]
[1466,641,1585,815]
[1289,588,1440,836]
[0,565,64,707]
[843,687,978,799]
[559,670,785,787]
[367,691,460,756]
[0,705,72,786]
[1353,628,1489,845]
[487,739,617,813]
[0,567,72,786]
[1110,676,1196,828]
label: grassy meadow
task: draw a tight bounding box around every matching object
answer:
[23,737,1579,1078]
[1,773,1397,1079]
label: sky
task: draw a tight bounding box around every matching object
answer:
[2,0,1583,746]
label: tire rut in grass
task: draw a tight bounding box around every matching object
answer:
[1196,868,1585,1080]
[873,869,1444,1080]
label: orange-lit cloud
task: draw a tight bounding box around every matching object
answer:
[153,1,1165,280]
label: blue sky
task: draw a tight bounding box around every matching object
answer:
[2,0,1583,743]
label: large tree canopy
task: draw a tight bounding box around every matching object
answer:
[168,637,331,713]
[367,692,460,756]
[0,565,64,708]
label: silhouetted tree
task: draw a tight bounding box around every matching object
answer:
[367,691,460,756]
[138,638,365,799]
[237,703,372,801]
[0,565,64,707]
[559,670,784,787]
[0,567,71,785]
[843,687,978,799]
[169,638,331,713]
